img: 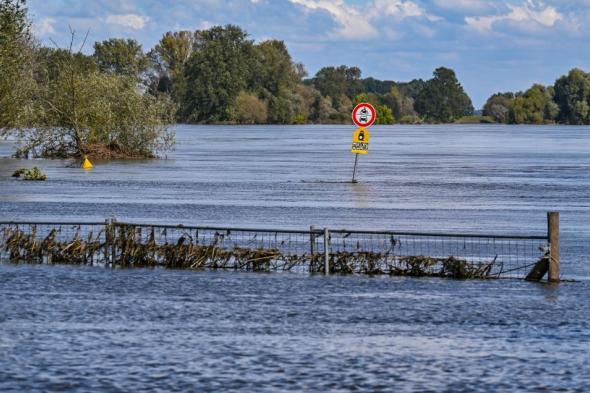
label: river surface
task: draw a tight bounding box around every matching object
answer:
[1,125,589,391]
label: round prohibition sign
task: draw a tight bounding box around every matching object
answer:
[352,102,376,128]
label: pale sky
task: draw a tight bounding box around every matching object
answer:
[28,0,590,107]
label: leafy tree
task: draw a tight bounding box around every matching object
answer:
[0,0,35,129]
[251,40,303,123]
[553,68,590,125]
[35,47,98,82]
[19,45,174,159]
[382,86,416,120]
[414,67,473,122]
[93,38,149,79]
[360,77,395,95]
[148,31,196,99]
[483,92,514,123]
[509,84,556,124]
[181,25,253,122]
[234,91,268,124]
[311,65,362,102]
[354,93,394,125]
[397,79,426,100]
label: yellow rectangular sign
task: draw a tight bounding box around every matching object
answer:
[351,128,370,154]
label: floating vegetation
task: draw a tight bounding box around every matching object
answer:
[11,167,47,181]
[11,168,27,178]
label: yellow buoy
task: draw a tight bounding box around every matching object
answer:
[82,156,93,170]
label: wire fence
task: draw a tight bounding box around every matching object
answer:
[0,220,550,279]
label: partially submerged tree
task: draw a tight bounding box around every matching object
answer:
[21,43,175,158]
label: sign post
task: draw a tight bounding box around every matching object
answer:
[350,103,376,183]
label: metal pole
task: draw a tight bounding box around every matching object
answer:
[324,227,330,275]
[547,212,560,282]
[352,153,359,183]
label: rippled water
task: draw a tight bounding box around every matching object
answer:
[1,125,590,391]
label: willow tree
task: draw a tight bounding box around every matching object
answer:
[0,0,35,129]
[20,45,175,159]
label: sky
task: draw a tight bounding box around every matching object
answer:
[27,0,590,108]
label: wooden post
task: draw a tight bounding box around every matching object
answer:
[104,219,111,265]
[310,226,315,255]
[547,212,560,282]
[111,218,117,266]
[324,228,330,275]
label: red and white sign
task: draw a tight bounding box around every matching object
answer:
[352,103,376,128]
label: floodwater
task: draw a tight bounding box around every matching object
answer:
[1,125,590,391]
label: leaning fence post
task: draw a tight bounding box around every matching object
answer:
[547,212,560,282]
[324,228,330,275]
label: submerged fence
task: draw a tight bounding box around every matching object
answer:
[0,214,559,281]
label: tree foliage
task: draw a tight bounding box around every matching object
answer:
[148,31,196,100]
[414,67,474,122]
[553,69,590,125]
[1,1,174,159]
[483,92,514,123]
[509,85,557,124]
[93,38,149,80]
[0,0,35,129]
[181,25,252,122]
[21,49,174,158]
[234,91,267,124]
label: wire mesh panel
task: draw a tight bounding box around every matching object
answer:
[0,222,107,265]
[112,223,322,272]
[0,221,549,279]
[328,230,549,278]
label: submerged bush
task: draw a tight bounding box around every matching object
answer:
[12,166,46,180]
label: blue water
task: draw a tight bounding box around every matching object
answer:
[1,125,589,391]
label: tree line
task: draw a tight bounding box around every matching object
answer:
[129,26,475,125]
[2,1,590,160]
[483,69,590,125]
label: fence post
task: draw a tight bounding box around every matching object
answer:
[111,218,117,266]
[104,219,111,265]
[547,212,560,282]
[310,226,315,254]
[324,228,330,275]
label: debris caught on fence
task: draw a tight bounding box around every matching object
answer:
[0,220,550,280]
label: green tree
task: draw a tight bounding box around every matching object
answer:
[483,92,514,123]
[311,65,362,102]
[148,31,196,99]
[181,25,252,122]
[93,38,149,79]
[18,45,174,159]
[354,93,394,125]
[0,0,35,129]
[234,91,267,124]
[382,86,415,120]
[251,40,304,123]
[553,68,590,125]
[414,67,473,122]
[509,84,556,124]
